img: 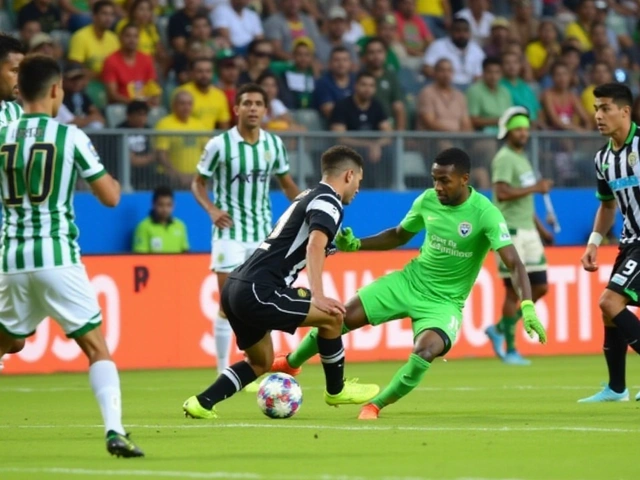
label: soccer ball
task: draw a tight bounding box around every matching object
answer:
[257,373,302,419]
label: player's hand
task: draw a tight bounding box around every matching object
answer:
[335,228,361,252]
[535,179,553,194]
[210,209,233,229]
[521,300,547,344]
[312,295,346,316]
[581,244,599,272]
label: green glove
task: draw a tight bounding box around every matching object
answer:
[335,227,361,252]
[521,300,547,344]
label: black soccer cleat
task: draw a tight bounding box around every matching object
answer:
[106,430,145,458]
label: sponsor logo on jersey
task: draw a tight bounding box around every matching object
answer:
[297,288,308,298]
[231,170,269,184]
[629,152,638,167]
[458,222,472,237]
[608,176,640,191]
[611,273,628,286]
[499,222,511,241]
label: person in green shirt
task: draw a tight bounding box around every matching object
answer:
[466,57,514,135]
[486,107,555,366]
[133,186,190,254]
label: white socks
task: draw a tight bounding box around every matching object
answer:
[89,360,125,435]
[215,315,233,375]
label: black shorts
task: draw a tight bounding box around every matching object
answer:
[221,277,312,350]
[608,244,640,306]
[503,271,548,289]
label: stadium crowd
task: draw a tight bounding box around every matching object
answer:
[4,0,640,189]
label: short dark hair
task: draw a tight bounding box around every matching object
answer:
[127,100,149,115]
[247,39,270,56]
[0,33,26,64]
[93,0,114,14]
[152,186,173,203]
[590,21,606,33]
[120,23,139,35]
[190,56,213,70]
[257,71,277,85]
[235,83,268,106]
[128,0,152,16]
[482,56,502,70]
[192,14,211,26]
[18,54,61,102]
[355,70,375,83]
[330,45,350,58]
[452,17,470,28]
[363,37,386,54]
[561,45,581,57]
[594,82,633,107]
[321,145,364,176]
[433,148,471,175]
[550,61,569,75]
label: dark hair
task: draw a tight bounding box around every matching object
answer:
[120,22,139,35]
[550,61,569,75]
[482,56,502,70]
[190,56,213,70]
[192,14,211,26]
[0,33,26,64]
[330,46,350,58]
[247,38,270,56]
[590,21,606,33]
[18,54,61,102]
[452,17,470,28]
[257,71,278,85]
[127,99,149,115]
[128,0,152,16]
[363,37,386,54]
[594,82,633,107]
[592,60,613,74]
[434,58,452,69]
[93,0,114,14]
[561,45,581,57]
[235,83,269,106]
[321,145,364,176]
[433,148,471,175]
[355,70,375,83]
[152,186,173,203]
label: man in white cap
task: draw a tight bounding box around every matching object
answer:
[485,107,554,365]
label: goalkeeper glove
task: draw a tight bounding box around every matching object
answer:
[335,228,361,252]
[521,300,547,344]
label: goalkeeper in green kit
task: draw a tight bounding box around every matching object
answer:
[271,147,547,419]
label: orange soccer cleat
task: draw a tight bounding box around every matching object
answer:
[270,353,302,377]
[357,403,380,420]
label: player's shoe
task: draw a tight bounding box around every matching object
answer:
[324,378,380,406]
[484,325,505,359]
[182,396,218,419]
[106,431,144,458]
[244,379,260,393]
[270,353,302,377]
[357,403,380,420]
[635,390,640,401]
[577,384,629,403]
[502,351,531,366]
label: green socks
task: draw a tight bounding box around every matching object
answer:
[287,324,350,369]
[371,353,430,409]
[497,308,522,353]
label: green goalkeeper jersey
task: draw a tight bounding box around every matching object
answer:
[400,188,513,308]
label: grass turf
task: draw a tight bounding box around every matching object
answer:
[0,355,637,480]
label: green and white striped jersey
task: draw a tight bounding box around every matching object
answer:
[0,113,106,273]
[197,127,290,242]
[0,101,23,127]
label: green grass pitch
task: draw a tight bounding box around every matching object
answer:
[0,355,637,480]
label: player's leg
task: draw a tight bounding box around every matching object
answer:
[0,338,25,372]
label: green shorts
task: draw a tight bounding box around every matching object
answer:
[358,269,462,351]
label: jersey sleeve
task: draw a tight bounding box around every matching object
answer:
[273,135,290,176]
[197,136,222,178]
[400,192,426,233]
[491,152,513,184]
[305,194,342,241]
[481,206,513,251]
[594,151,615,201]
[73,128,106,182]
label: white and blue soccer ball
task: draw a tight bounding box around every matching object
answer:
[257,373,302,419]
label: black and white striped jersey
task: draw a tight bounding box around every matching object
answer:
[595,122,640,245]
[231,182,343,287]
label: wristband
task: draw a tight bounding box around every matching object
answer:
[521,300,534,309]
[588,232,603,247]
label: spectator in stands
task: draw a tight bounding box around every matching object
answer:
[238,39,274,85]
[316,6,359,65]
[501,52,542,126]
[361,0,392,36]
[155,91,208,188]
[172,39,214,85]
[19,19,41,48]
[483,17,510,58]
[540,62,592,131]
[115,0,165,63]
[526,20,561,81]
[29,32,63,63]
[559,45,585,90]
[581,61,613,116]
[455,0,494,46]
[102,24,161,106]
[417,0,451,39]
[168,0,208,53]
[133,187,190,254]
[215,49,240,125]
[394,0,432,62]
[508,0,538,49]
[313,46,354,120]
[263,0,321,61]
[467,57,513,135]
[330,71,393,188]
[503,40,534,83]
[360,37,406,130]
[17,0,62,33]
[67,0,119,77]
[565,0,597,52]
[423,17,484,88]
[581,22,617,69]
[279,39,316,109]
[175,58,231,130]
[189,15,225,53]
[417,58,472,133]
[370,14,404,71]
[59,0,123,33]
[63,62,106,129]
[594,0,631,51]
[212,0,264,55]
[342,0,365,43]
[258,72,306,132]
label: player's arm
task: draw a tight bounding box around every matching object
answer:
[277,173,300,201]
[192,137,232,228]
[73,129,120,207]
[497,245,532,301]
[358,225,417,250]
[494,180,552,201]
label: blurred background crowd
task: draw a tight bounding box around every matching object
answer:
[4,0,640,190]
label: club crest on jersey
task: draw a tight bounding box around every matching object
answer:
[297,288,308,298]
[87,141,99,158]
[458,222,472,237]
[264,151,273,162]
[629,152,638,167]
[217,252,225,263]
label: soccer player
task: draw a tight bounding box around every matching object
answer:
[191,83,299,382]
[579,83,640,402]
[273,148,547,420]
[0,55,143,457]
[182,145,380,419]
[485,107,554,365]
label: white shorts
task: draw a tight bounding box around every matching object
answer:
[0,265,101,338]
[211,239,261,273]
[497,228,547,278]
